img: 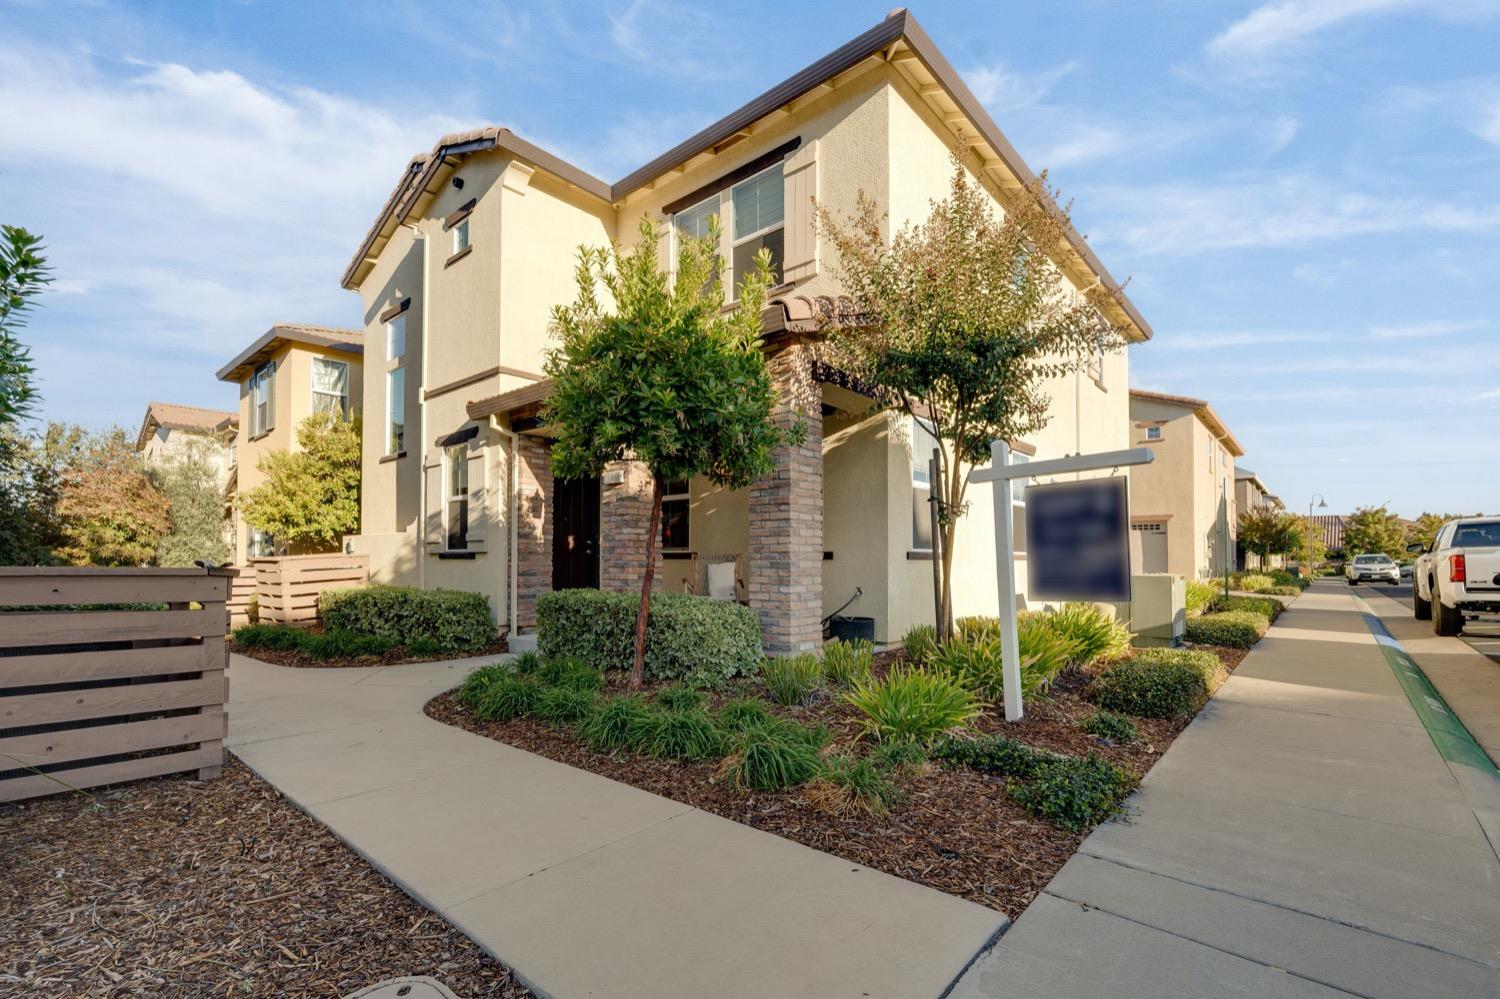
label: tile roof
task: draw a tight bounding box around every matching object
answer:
[137,401,238,451]
[1130,388,1245,457]
[216,323,364,383]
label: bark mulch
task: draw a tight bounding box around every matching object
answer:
[231,637,508,670]
[0,758,531,998]
[424,641,1250,918]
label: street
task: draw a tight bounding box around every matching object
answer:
[1364,581,1500,665]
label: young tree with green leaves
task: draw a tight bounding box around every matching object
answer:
[55,427,169,566]
[545,218,801,688]
[240,414,361,552]
[1407,512,1470,551]
[151,437,233,567]
[0,225,51,426]
[0,422,86,565]
[1341,505,1408,560]
[1237,506,1299,569]
[815,157,1130,638]
[1292,515,1328,570]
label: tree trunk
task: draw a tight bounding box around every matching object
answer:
[630,475,664,689]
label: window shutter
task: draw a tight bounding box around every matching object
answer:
[781,139,819,283]
[424,450,443,549]
[655,216,674,279]
[265,362,277,432]
[466,444,488,551]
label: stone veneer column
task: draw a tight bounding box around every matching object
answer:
[599,458,669,594]
[749,343,824,655]
[514,435,553,630]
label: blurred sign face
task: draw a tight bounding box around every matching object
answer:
[1025,478,1131,602]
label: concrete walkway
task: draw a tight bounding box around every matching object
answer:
[950,579,1500,998]
[227,654,1005,999]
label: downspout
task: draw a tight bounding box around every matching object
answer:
[490,414,520,639]
[402,220,430,589]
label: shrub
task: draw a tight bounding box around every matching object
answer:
[955,615,1000,642]
[1266,569,1310,590]
[655,683,708,712]
[762,653,824,706]
[902,623,937,664]
[320,585,495,652]
[716,696,773,732]
[511,650,545,675]
[753,715,832,750]
[933,733,1061,779]
[846,666,983,744]
[474,674,544,721]
[1265,585,1302,596]
[534,656,604,692]
[533,685,598,724]
[457,664,511,710]
[1045,603,1131,665]
[1010,753,1136,831]
[630,707,723,760]
[1234,573,1276,594]
[536,589,761,684]
[822,638,873,688]
[579,694,654,753]
[1093,655,1207,719]
[1209,594,1283,621]
[232,622,303,652]
[807,754,902,814]
[1132,647,1226,694]
[1184,580,1218,616]
[1080,710,1139,743]
[301,630,394,660]
[1185,610,1268,649]
[930,617,1079,704]
[718,729,822,791]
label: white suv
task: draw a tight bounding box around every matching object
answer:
[1346,553,1399,585]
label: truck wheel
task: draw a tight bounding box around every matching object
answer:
[1433,594,1463,637]
[1349,578,1358,586]
[1413,584,1432,620]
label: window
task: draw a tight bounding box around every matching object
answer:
[452,218,470,256]
[386,314,406,454]
[1087,343,1104,384]
[248,527,277,558]
[311,357,349,417]
[911,418,939,550]
[673,195,719,297]
[661,478,690,550]
[446,446,469,550]
[1145,426,1162,441]
[1010,451,1032,552]
[249,361,275,437]
[731,165,784,287]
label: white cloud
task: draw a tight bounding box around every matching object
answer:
[1261,115,1301,157]
[1385,77,1500,149]
[963,60,1077,113]
[1206,0,1417,61]
[608,0,735,80]
[1168,330,1332,350]
[1369,319,1486,339]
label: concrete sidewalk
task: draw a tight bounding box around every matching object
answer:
[951,580,1500,999]
[228,654,1005,999]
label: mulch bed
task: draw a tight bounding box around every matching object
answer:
[0,758,531,998]
[425,642,1247,918]
[231,637,509,670]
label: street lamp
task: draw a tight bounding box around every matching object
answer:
[1309,494,1328,519]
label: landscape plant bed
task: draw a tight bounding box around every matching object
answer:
[231,627,508,669]
[426,641,1250,917]
[0,758,531,998]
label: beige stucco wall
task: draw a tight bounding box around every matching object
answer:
[1127,397,1237,579]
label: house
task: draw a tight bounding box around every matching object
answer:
[340,10,1152,651]
[1308,514,1346,556]
[1234,466,1286,570]
[1127,389,1244,580]
[215,324,364,562]
[134,401,238,490]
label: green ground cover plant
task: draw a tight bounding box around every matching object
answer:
[718,726,822,791]
[1184,580,1218,616]
[1010,753,1136,831]
[579,694,654,753]
[902,623,937,664]
[1080,710,1139,743]
[1093,652,1213,719]
[1184,610,1269,649]
[761,653,825,706]
[822,638,873,688]
[1210,594,1283,621]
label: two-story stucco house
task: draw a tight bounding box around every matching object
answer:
[1234,466,1285,570]
[135,401,238,489]
[215,324,364,562]
[341,10,1153,652]
[1128,389,1244,580]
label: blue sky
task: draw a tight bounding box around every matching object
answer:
[3,0,1497,517]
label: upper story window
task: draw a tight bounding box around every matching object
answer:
[387,314,406,362]
[1087,343,1105,385]
[446,446,469,550]
[661,478,690,550]
[674,196,717,242]
[311,357,350,418]
[249,361,275,438]
[452,218,470,256]
[731,165,784,287]
[1145,426,1162,441]
[386,313,406,455]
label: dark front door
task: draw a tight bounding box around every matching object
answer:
[553,476,600,590]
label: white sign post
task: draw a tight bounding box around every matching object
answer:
[970,442,1155,721]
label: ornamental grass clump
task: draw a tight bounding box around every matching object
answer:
[902,623,937,664]
[457,664,511,711]
[1044,603,1130,665]
[655,683,708,712]
[821,638,873,688]
[846,665,983,744]
[718,728,822,791]
[534,656,604,692]
[1184,580,1218,616]
[1080,709,1139,744]
[474,674,544,722]
[579,694,654,753]
[930,616,1080,705]
[762,653,825,706]
[805,754,902,815]
[629,707,723,760]
[533,685,598,724]
[716,696,774,732]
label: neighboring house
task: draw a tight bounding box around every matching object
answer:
[215,324,364,562]
[340,10,1152,651]
[1309,514,1346,556]
[1234,466,1286,570]
[1128,389,1244,580]
[135,401,238,490]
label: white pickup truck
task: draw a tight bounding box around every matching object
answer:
[1410,517,1500,636]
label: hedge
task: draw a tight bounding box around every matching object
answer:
[536,589,761,684]
[1093,653,1213,719]
[1184,610,1269,649]
[1131,647,1226,695]
[319,585,495,652]
[1209,594,1283,622]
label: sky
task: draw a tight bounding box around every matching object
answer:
[2,0,1497,518]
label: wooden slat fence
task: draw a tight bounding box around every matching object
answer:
[252,553,368,627]
[225,565,256,629]
[0,566,231,803]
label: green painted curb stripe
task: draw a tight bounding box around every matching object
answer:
[1351,594,1500,777]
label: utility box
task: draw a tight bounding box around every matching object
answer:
[1124,573,1185,647]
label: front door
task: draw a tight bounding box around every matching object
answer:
[553,476,600,590]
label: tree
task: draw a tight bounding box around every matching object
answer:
[1291,515,1327,569]
[1408,512,1469,552]
[1237,506,1299,568]
[1341,505,1407,560]
[815,156,1130,638]
[239,413,361,552]
[0,226,51,426]
[0,422,86,565]
[55,427,169,566]
[545,218,798,688]
[151,437,232,567]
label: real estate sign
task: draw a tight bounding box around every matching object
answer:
[1025,477,1131,602]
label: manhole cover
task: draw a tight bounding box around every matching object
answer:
[343,976,459,999]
